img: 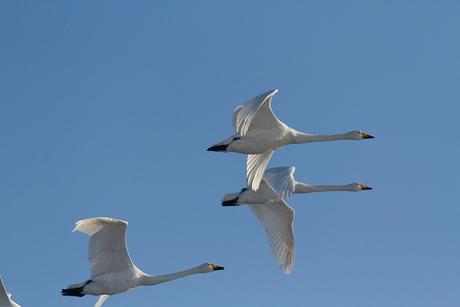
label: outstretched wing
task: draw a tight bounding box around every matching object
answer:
[232,89,280,135]
[247,151,274,191]
[0,275,12,305]
[73,217,135,278]
[248,201,295,274]
[95,295,110,307]
[262,166,296,200]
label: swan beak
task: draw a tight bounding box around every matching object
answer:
[361,132,374,139]
[359,184,372,190]
[211,264,225,271]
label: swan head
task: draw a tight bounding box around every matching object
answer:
[199,263,225,273]
[349,183,372,191]
[346,130,374,140]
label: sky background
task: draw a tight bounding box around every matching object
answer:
[1,1,459,306]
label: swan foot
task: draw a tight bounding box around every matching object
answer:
[222,198,239,206]
[207,144,229,152]
[61,280,92,297]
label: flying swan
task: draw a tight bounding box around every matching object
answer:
[62,217,224,307]
[221,166,372,274]
[207,89,374,190]
[0,275,20,307]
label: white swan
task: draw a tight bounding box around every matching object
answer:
[0,275,20,307]
[221,166,372,274]
[207,89,374,190]
[62,217,224,307]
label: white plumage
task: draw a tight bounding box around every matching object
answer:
[62,217,224,307]
[208,89,374,190]
[222,166,372,274]
[0,275,20,307]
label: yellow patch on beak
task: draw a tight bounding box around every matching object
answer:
[360,132,374,138]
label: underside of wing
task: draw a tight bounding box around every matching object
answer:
[248,201,295,274]
[232,89,279,135]
[247,151,274,191]
[262,166,296,200]
[73,217,135,277]
[0,275,12,305]
[95,295,110,307]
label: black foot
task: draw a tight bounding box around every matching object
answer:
[61,280,92,297]
[207,144,228,152]
[222,199,239,206]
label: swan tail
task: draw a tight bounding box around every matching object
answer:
[61,280,92,297]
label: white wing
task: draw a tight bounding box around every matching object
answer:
[248,201,295,274]
[95,295,110,307]
[232,89,280,135]
[247,151,274,191]
[0,275,11,305]
[0,275,20,307]
[73,217,135,278]
[262,166,296,200]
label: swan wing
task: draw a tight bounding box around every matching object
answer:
[73,217,135,278]
[248,201,295,274]
[95,295,110,307]
[262,166,296,200]
[0,275,12,305]
[232,89,279,135]
[247,151,274,191]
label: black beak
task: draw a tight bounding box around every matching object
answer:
[363,186,372,190]
[213,266,225,271]
[363,134,374,139]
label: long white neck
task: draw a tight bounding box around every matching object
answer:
[140,266,203,286]
[294,182,357,194]
[291,131,356,144]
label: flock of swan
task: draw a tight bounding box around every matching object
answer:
[1,89,373,307]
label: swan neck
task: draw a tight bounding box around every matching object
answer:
[141,267,201,286]
[294,182,352,193]
[292,132,351,144]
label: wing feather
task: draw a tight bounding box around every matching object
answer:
[248,201,295,274]
[95,295,110,307]
[247,151,274,191]
[262,167,296,200]
[232,89,279,135]
[73,217,135,278]
[0,275,12,305]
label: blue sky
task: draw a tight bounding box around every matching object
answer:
[1,1,459,306]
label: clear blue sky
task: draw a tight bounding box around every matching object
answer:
[1,1,459,306]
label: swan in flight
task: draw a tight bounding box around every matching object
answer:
[221,166,372,274]
[62,217,224,307]
[0,275,20,307]
[207,89,374,190]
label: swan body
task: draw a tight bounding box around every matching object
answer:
[207,89,374,190]
[221,166,372,274]
[62,217,224,307]
[0,275,20,307]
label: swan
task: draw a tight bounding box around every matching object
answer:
[207,89,374,190]
[0,275,20,307]
[62,217,224,307]
[221,166,372,274]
